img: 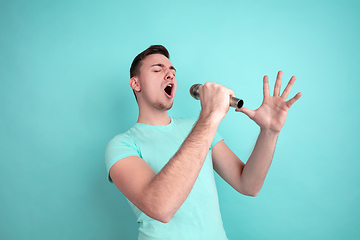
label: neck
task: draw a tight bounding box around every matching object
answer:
[137,107,171,126]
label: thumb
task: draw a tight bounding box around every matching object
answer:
[235,107,255,119]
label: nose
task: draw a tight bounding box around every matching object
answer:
[165,69,175,80]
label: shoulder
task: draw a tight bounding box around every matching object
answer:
[105,126,142,164]
[106,131,136,150]
[105,129,142,182]
[106,122,147,147]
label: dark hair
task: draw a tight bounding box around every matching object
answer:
[130,45,170,78]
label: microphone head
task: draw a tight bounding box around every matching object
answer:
[190,84,201,100]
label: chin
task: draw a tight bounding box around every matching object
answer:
[155,101,174,111]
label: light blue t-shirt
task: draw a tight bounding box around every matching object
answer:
[105,117,228,240]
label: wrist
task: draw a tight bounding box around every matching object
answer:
[199,110,223,126]
[259,127,280,139]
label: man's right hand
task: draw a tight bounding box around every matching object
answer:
[198,82,234,122]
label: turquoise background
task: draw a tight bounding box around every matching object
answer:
[1,0,359,239]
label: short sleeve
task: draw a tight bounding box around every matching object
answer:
[210,131,223,150]
[105,134,140,183]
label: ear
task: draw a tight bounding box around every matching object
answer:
[130,77,141,92]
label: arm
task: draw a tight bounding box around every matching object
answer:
[213,71,301,196]
[212,131,278,197]
[110,83,232,223]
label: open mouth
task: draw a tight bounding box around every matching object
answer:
[164,84,174,97]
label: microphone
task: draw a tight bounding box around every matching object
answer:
[189,84,244,109]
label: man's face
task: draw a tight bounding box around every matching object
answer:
[136,54,177,111]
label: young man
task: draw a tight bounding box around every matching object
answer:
[105,45,302,239]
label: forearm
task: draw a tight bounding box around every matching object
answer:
[144,113,220,222]
[240,129,279,196]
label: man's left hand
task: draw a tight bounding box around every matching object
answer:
[236,71,302,133]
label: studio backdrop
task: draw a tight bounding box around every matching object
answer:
[1,0,359,239]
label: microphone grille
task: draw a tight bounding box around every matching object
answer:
[190,84,201,100]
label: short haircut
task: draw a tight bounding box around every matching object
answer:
[130,45,170,78]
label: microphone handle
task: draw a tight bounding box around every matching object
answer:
[230,96,244,109]
[190,84,244,109]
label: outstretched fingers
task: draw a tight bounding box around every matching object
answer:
[281,76,296,100]
[273,71,283,97]
[263,75,270,97]
[286,92,302,108]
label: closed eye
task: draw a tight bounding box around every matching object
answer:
[150,63,176,75]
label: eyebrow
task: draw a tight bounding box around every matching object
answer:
[150,63,176,72]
